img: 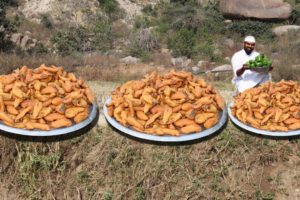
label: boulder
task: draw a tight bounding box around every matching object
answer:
[10,33,22,44]
[120,56,141,64]
[197,60,210,70]
[211,64,232,72]
[272,25,300,36]
[191,66,201,75]
[171,56,192,67]
[224,38,235,49]
[20,35,32,49]
[219,0,292,20]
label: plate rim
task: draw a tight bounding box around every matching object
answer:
[103,97,228,142]
[0,103,99,137]
[228,102,300,137]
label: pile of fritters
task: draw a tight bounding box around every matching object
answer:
[231,80,300,131]
[0,64,95,130]
[106,70,225,136]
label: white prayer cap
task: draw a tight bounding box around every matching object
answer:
[244,35,255,43]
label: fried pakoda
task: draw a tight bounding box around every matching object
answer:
[107,70,225,136]
[0,64,95,130]
[231,80,300,132]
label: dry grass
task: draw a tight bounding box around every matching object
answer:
[0,81,299,200]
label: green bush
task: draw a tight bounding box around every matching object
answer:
[40,14,53,29]
[93,20,115,51]
[169,28,196,57]
[98,0,123,20]
[162,4,203,31]
[0,0,16,51]
[51,26,90,55]
[227,20,274,39]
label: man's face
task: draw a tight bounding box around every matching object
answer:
[244,42,255,55]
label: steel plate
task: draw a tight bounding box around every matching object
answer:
[0,103,99,137]
[228,102,300,137]
[103,98,227,142]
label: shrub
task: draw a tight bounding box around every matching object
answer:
[128,28,158,61]
[98,0,123,20]
[40,14,53,29]
[93,20,115,52]
[169,28,196,57]
[51,26,90,55]
[227,20,274,39]
[162,3,204,31]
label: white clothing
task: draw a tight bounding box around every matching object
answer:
[231,50,270,93]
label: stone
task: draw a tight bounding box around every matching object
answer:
[10,33,22,44]
[191,66,201,75]
[211,64,232,72]
[197,60,210,69]
[24,31,32,36]
[171,57,186,66]
[272,25,300,36]
[20,35,31,49]
[120,56,141,64]
[225,57,231,62]
[161,48,170,53]
[220,0,292,20]
[224,38,235,49]
[224,19,232,24]
[183,59,192,67]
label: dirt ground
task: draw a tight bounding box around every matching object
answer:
[0,80,300,200]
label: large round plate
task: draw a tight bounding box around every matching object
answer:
[103,98,228,142]
[228,102,300,137]
[250,67,270,73]
[0,103,99,137]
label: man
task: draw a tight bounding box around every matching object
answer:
[231,36,272,93]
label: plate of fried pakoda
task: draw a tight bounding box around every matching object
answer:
[229,80,300,137]
[104,70,227,142]
[0,64,98,136]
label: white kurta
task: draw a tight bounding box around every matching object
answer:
[231,50,270,93]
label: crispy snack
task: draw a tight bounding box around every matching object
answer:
[231,80,300,132]
[0,64,95,130]
[107,70,225,136]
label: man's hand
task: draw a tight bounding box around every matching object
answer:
[269,65,274,71]
[236,64,248,76]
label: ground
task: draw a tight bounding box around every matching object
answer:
[0,80,300,200]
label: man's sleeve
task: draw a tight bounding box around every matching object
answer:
[231,54,240,75]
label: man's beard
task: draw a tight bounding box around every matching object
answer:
[244,47,253,55]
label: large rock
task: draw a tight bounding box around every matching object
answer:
[10,33,22,44]
[272,25,300,36]
[211,64,232,72]
[219,0,292,20]
[120,56,141,64]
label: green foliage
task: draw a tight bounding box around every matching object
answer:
[94,20,115,51]
[0,0,16,51]
[98,0,123,20]
[98,0,119,13]
[162,3,203,31]
[227,20,274,39]
[290,8,300,24]
[134,16,155,29]
[169,28,195,58]
[51,26,90,55]
[40,14,53,29]
[103,191,113,200]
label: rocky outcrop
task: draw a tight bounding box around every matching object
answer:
[10,31,37,49]
[219,0,292,20]
[272,25,300,36]
[18,0,100,26]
